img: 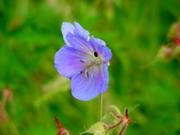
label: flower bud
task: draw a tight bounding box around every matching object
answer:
[157,46,174,61]
[81,122,107,135]
[168,22,180,46]
[3,88,12,102]
[174,37,180,46]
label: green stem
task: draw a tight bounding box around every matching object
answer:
[100,94,103,121]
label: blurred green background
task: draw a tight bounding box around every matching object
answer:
[0,0,180,135]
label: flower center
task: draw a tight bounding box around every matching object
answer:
[79,51,104,78]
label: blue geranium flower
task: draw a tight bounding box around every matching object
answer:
[54,22,112,101]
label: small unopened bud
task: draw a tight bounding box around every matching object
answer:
[157,46,174,61]
[107,108,132,135]
[82,122,107,135]
[168,22,180,38]
[168,22,180,46]
[118,109,132,135]
[3,88,12,102]
[174,38,180,46]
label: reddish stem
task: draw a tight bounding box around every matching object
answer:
[112,111,122,119]
[108,108,131,135]
[118,125,127,135]
[108,120,122,131]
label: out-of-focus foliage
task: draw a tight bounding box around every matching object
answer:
[0,0,180,135]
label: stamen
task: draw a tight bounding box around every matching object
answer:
[84,69,89,78]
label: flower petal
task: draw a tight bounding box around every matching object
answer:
[71,64,108,101]
[73,22,89,40]
[66,32,94,54]
[101,46,112,62]
[91,36,106,46]
[54,46,88,78]
[61,22,75,46]
[100,64,109,93]
[61,22,90,47]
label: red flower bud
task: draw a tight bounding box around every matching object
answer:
[174,38,180,46]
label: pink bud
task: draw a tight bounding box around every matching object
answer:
[157,46,174,60]
[3,88,12,102]
[174,38,180,46]
[168,22,180,46]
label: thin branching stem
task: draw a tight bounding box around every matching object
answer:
[118,125,127,135]
[107,120,122,131]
